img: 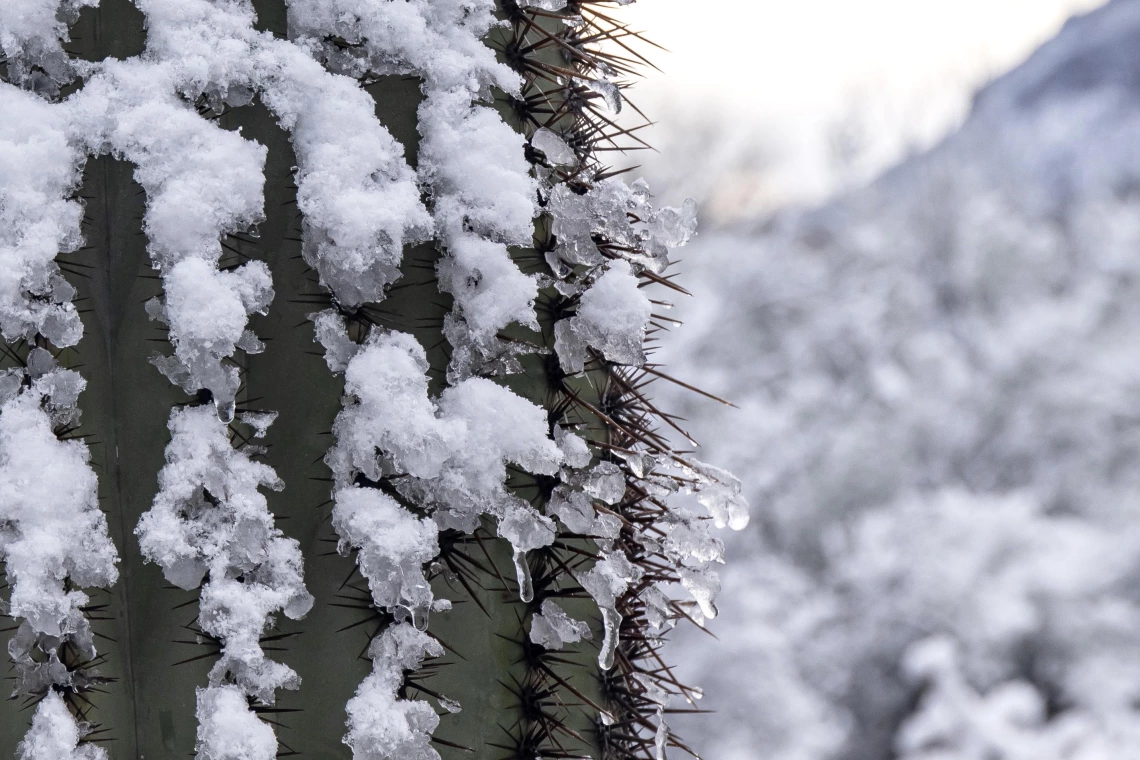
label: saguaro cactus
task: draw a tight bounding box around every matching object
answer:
[0,1,748,759]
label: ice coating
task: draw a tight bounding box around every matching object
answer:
[546,178,698,276]
[344,623,445,760]
[136,406,313,752]
[686,458,750,531]
[530,599,592,650]
[548,462,625,538]
[0,85,85,347]
[17,691,106,760]
[318,318,564,607]
[0,0,96,94]
[531,128,578,168]
[555,260,652,373]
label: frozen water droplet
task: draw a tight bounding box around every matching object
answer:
[587,79,623,114]
[532,128,577,167]
[512,549,534,603]
[216,398,236,424]
[598,607,622,670]
[411,605,430,632]
[439,695,462,714]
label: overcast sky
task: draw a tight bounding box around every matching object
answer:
[615,0,1109,217]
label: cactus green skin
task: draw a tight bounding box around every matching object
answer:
[1,2,701,759]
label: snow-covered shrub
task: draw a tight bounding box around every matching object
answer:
[660,2,1140,758]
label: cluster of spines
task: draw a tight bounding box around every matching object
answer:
[489,4,720,760]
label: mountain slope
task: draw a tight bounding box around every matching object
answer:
[662,2,1140,757]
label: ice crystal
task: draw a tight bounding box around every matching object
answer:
[530,599,592,650]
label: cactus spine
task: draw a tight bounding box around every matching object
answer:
[0,1,747,759]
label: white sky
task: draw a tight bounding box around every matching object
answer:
[615,0,1109,216]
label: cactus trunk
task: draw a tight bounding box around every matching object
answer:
[0,1,746,759]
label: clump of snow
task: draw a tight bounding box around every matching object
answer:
[135,0,432,307]
[17,691,106,760]
[0,368,117,643]
[332,486,439,624]
[530,599,591,650]
[287,0,514,92]
[555,260,652,373]
[289,0,539,380]
[0,85,85,347]
[67,56,269,418]
[318,317,564,609]
[196,685,278,760]
[0,0,96,95]
[343,623,445,760]
[137,406,312,734]
[21,0,433,417]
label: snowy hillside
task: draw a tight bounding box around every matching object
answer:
[659,1,1140,758]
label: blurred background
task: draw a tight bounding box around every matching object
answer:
[616,0,1140,757]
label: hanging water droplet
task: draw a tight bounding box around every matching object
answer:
[246,223,261,239]
[512,548,534,603]
[411,605,430,632]
[216,398,236,424]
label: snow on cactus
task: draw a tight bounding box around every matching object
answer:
[0,1,746,758]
